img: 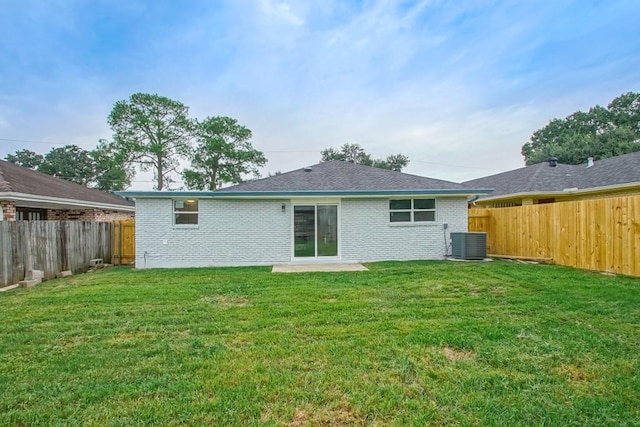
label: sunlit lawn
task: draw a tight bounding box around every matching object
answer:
[1,261,639,425]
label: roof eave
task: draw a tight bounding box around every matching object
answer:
[117,189,494,199]
[0,192,135,211]
[474,182,640,203]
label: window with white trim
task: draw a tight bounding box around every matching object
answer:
[174,200,198,225]
[389,199,436,222]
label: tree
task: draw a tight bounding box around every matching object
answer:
[377,153,410,172]
[91,140,134,192]
[4,149,44,169]
[608,91,640,132]
[320,143,409,171]
[182,116,266,190]
[108,93,193,190]
[522,92,640,165]
[39,145,95,185]
[321,143,373,164]
[4,143,132,192]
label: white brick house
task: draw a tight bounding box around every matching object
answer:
[119,161,490,268]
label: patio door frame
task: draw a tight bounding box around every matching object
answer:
[291,199,341,261]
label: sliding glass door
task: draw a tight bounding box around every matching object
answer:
[293,206,316,257]
[293,204,338,258]
[316,205,338,256]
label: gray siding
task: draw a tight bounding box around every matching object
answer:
[135,199,291,268]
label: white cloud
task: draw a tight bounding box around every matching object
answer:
[258,0,304,26]
[1,0,639,189]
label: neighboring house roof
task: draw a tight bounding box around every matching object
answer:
[0,159,134,210]
[464,152,640,201]
[119,161,492,198]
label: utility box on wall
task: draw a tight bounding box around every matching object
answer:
[451,232,487,260]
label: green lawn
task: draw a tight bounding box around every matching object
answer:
[1,261,639,426]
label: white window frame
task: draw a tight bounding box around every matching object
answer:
[389,198,436,223]
[173,199,199,226]
[290,198,341,260]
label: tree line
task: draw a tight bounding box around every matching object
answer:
[5,142,129,192]
[320,143,409,171]
[522,91,640,165]
[5,93,266,191]
[5,93,411,192]
[8,90,636,191]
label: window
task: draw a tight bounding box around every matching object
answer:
[174,200,198,225]
[16,208,46,221]
[389,199,436,222]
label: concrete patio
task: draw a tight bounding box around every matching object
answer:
[272,263,369,273]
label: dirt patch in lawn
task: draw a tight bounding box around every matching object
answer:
[556,364,591,382]
[285,403,365,426]
[443,347,476,362]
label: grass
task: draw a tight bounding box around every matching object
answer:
[1,260,639,426]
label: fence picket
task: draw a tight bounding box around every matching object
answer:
[0,221,114,287]
[112,220,135,266]
[469,195,640,277]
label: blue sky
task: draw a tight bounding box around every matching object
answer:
[1,0,639,189]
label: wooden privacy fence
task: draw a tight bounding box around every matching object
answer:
[0,221,112,287]
[469,194,640,277]
[112,220,135,266]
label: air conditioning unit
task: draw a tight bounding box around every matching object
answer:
[450,232,487,260]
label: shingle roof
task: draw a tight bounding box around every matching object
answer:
[464,151,640,199]
[0,159,132,207]
[224,160,471,192]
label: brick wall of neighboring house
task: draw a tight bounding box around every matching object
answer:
[46,209,88,220]
[134,196,469,269]
[93,210,135,221]
[45,209,65,220]
[46,208,134,221]
[1,200,16,221]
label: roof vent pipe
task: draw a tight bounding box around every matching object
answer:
[587,157,594,168]
[548,157,558,167]
[303,167,313,172]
